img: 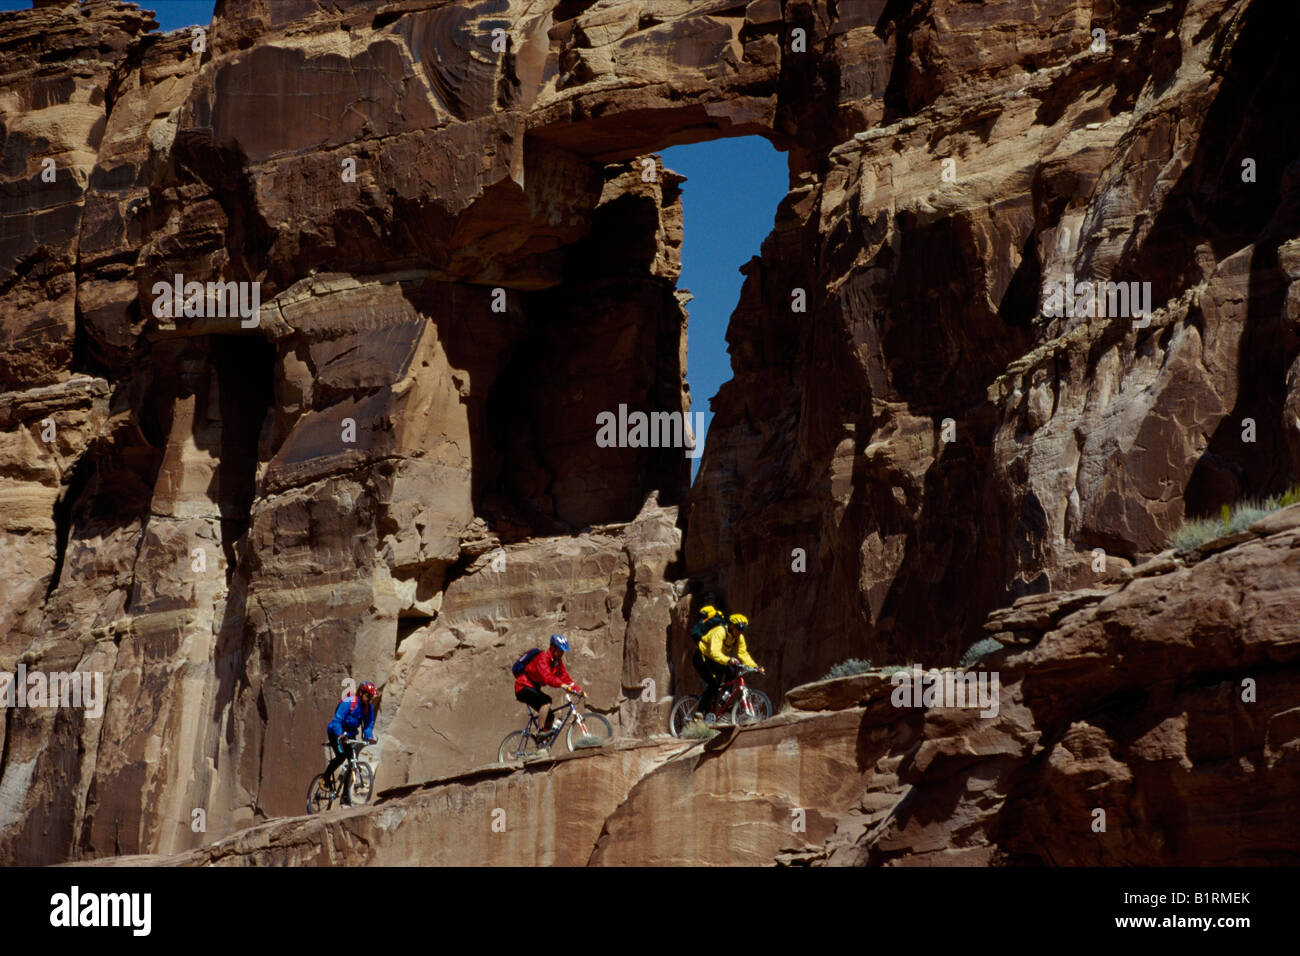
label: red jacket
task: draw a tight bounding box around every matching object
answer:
[514,649,581,695]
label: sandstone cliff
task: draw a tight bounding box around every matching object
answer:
[2,0,1298,865]
[88,516,1300,867]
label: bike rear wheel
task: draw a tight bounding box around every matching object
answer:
[731,689,772,727]
[345,761,374,805]
[668,695,700,738]
[307,773,334,815]
[498,728,541,763]
[567,711,612,751]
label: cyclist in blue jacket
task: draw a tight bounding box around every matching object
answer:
[324,680,377,794]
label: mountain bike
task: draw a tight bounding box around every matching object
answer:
[306,739,374,814]
[498,691,613,762]
[668,665,772,737]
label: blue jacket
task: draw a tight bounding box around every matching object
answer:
[328,695,376,740]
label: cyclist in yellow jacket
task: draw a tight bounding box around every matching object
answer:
[693,612,763,720]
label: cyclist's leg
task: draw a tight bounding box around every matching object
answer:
[691,650,709,712]
[541,701,555,734]
[707,663,731,714]
[539,691,558,734]
[324,731,348,785]
[339,754,355,804]
[694,652,721,714]
[516,687,553,737]
[718,663,741,708]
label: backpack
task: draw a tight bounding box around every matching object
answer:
[511,648,542,677]
[691,611,726,644]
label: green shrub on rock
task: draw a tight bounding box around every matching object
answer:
[1168,486,1300,552]
[820,658,873,681]
[959,637,1004,668]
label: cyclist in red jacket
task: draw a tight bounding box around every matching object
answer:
[514,634,583,741]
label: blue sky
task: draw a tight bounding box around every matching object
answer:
[148,0,215,30]
[663,138,786,479]
[2,0,788,481]
[0,0,212,29]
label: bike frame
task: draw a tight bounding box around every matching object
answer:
[344,740,365,777]
[710,669,754,717]
[523,692,589,741]
[328,739,368,789]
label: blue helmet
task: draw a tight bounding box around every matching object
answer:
[550,633,569,652]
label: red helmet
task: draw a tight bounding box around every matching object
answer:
[358,681,377,696]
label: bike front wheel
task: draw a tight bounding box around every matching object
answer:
[307,773,335,815]
[567,712,613,752]
[498,729,541,763]
[345,761,374,805]
[731,689,773,727]
[668,695,700,738]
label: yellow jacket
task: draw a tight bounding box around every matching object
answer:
[698,624,757,668]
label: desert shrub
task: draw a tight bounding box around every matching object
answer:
[1228,505,1271,534]
[1169,517,1225,552]
[878,664,910,676]
[959,637,1004,668]
[821,658,873,681]
[572,734,604,749]
[1169,486,1300,552]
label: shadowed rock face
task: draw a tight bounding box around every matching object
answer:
[98,521,1299,868]
[684,0,1300,686]
[1,0,1298,867]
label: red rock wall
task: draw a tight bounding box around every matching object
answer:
[685,0,1300,690]
[1,0,717,861]
[94,514,1300,868]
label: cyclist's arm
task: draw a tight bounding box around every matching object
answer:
[363,704,376,741]
[734,634,758,669]
[556,659,582,694]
